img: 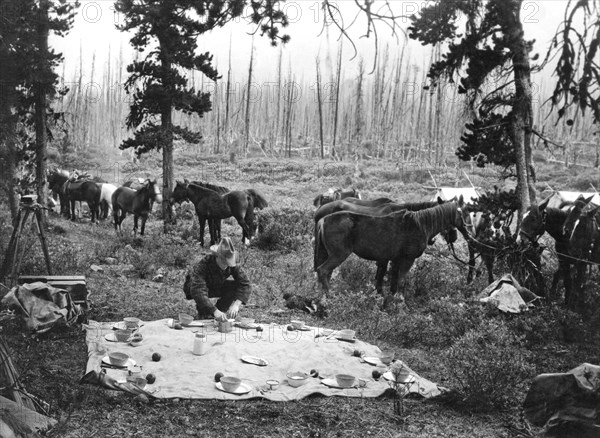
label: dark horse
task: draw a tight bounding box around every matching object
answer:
[112,179,161,236]
[170,181,268,246]
[62,180,102,223]
[314,199,467,304]
[518,197,574,304]
[561,195,599,310]
[188,180,229,242]
[313,198,455,292]
[313,188,361,207]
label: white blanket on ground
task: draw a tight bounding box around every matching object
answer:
[84,319,443,401]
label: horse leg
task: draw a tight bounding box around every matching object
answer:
[198,216,206,246]
[140,214,147,236]
[387,257,416,306]
[207,219,215,246]
[484,253,494,284]
[375,260,388,294]
[133,214,139,235]
[113,209,120,235]
[466,243,476,284]
[316,249,352,294]
[234,216,251,246]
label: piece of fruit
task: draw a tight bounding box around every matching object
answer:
[353,349,363,357]
[287,325,295,331]
[146,373,156,384]
[256,326,263,332]
[214,372,224,382]
[310,369,319,378]
[372,370,382,380]
[152,352,161,362]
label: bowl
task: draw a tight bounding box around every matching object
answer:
[338,329,355,340]
[127,376,147,387]
[123,317,140,329]
[286,372,309,388]
[266,379,279,390]
[335,374,356,388]
[108,352,130,367]
[179,313,194,326]
[290,320,305,329]
[379,351,395,365]
[220,376,242,392]
[115,329,133,342]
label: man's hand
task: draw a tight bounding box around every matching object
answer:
[226,300,241,319]
[213,309,227,322]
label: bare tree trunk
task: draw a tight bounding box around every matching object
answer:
[35,0,50,226]
[0,95,18,220]
[315,57,325,159]
[243,39,254,157]
[331,43,343,159]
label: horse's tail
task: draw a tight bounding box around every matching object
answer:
[313,194,323,207]
[314,218,328,272]
[246,189,269,209]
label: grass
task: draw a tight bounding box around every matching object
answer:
[1,155,600,437]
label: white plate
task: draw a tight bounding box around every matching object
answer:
[104,333,120,342]
[290,325,311,331]
[112,321,144,330]
[101,355,137,368]
[215,382,252,395]
[240,356,268,366]
[363,357,384,366]
[335,336,356,343]
[383,371,415,384]
[321,378,355,389]
[186,321,205,327]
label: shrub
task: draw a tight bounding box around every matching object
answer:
[443,319,534,410]
[253,207,312,252]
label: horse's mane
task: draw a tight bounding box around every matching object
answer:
[410,202,458,237]
[191,180,229,195]
[397,200,438,211]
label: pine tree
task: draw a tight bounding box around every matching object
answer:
[114,0,289,231]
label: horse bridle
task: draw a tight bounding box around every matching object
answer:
[519,210,546,243]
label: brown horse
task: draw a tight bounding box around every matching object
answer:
[112,179,162,236]
[518,198,574,304]
[170,181,268,246]
[63,180,102,223]
[315,198,467,304]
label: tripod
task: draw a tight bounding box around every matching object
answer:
[0,197,52,287]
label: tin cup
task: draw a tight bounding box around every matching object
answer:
[218,320,233,333]
[193,333,208,356]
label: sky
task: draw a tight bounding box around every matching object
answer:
[52,1,571,96]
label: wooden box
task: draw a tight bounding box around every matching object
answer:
[18,275,90,309]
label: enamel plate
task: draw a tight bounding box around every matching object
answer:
[215,382,252,395]
[101,355,137,368]
[382,371,415,384]
[321,378,354,389]
[241,356,268,366]
[362,357,384,366]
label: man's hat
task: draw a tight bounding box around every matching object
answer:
[210,237,238,267]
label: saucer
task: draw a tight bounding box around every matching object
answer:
[335,336,356,343]
[215,382,252,395]
[383,371,415,384]
[363,357,384,366]
[186,321,205,327]
[291,325,311,331]
[101,355,137,368]
[321,378,355,389]
[104,333,120,342]
[241,356,268,366]
[112,321,144,330]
